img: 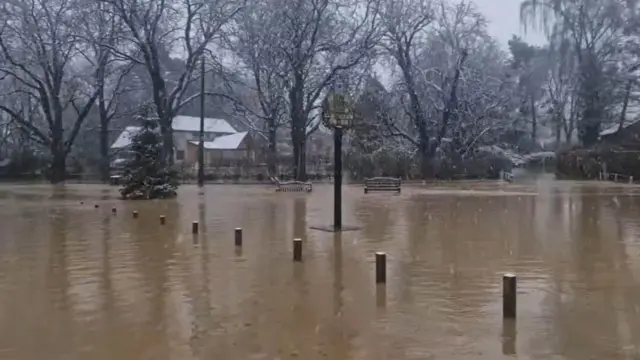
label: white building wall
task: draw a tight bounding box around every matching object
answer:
[173,131,224,152]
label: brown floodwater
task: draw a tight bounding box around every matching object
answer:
[0,179,640,359]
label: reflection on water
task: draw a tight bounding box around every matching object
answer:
[502,318,516,355]
[1,182,640,359]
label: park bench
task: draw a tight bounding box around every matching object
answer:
[275,180,313,193]
[109,174,122,186]
[500,171,514,182]
[364,177,401,194]
[599,172,634,183]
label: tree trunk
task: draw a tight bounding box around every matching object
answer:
[618,79,632,131]
[290,126,307,181]
[289,70,306,181]
[580,105,602,147]
[565,127,572,144]
[160,122,174,166]
[291,131,299,180]
[99,117,110,182]
[267,122,277,176]
[555,115,561,147]
[530,96,537,143]
[297,136,307,181]
[420,138,433,179]
[428,50,467,179]
[578,54,603,148]
[49,149,67,184]
[579,77,603,147]
[400,69,429,178]
[49,119,66,184]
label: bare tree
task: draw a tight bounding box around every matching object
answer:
[521,0,627,146]
[77,1,135,181]
[0,0,102,183]
[378,0,514,177]
[242,0,379,180]
[99,0,245,164]
[544,39,578,144]
[508,36,549,143]
[226,4,289,176]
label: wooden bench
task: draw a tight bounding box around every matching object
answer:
[109,175,122,186]
[599,172,634,183]
[500,171,514,182]
[364,177,401,194]
[275,180,312,193]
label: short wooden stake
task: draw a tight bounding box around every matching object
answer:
[133,211,138,219]
[375,252,387,284]
[160,215,166,225]
[293,238,302,261]
[111,207,117,214]
[235,228,242,247]
[503,273,517,319]
[192,221,199,234]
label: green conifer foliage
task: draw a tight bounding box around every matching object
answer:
[120,112,178,200]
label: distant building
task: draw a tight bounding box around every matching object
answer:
[185,131,259,166]
[110,115,257,166]
[599,120,640,149]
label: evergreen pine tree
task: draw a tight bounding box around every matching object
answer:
[120,111,178,200]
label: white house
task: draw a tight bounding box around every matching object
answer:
[110,115,238,162]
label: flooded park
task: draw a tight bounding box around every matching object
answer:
[0,178,640,359]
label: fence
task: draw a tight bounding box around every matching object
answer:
[598,172,634,183]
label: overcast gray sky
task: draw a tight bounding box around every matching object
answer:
[475,0,547,47]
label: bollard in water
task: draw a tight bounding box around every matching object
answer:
[630,176,634,184]
[503,273,517,319]
[94,204,99,208]
[375,252,387,284]
[160,215,166,225]
[112,207,117,214]
[293,238,302,261]
[235,228,242,247]
[133,211,139,219]
[192,221,199,234]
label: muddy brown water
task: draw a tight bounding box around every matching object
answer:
[0,180,640,359]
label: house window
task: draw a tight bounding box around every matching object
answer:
[176,150,185,161]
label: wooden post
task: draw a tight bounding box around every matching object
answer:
[160,215,166,225]
[133,211,138,219]
[503,273,517,319]
[192,221,199,234]
[293,238,302,261]
[375,252,386,284]
[94,204,99,208]
[111,207,117,214]
[235,228,242,247]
